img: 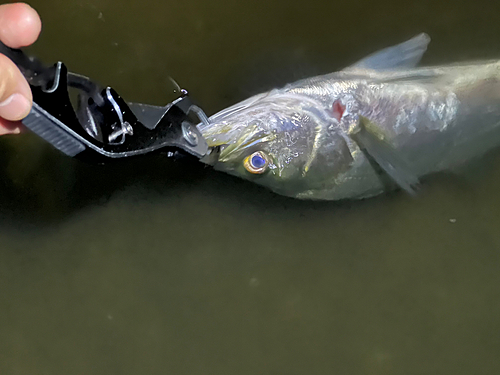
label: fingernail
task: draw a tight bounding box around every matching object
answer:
[0,93,31,121]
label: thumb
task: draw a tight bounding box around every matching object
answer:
[0,53,32,121]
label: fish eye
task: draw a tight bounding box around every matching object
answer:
[243,151,269,174]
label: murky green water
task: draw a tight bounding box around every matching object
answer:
[1,0,500,374]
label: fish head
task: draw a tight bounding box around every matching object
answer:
[198,90,354,198]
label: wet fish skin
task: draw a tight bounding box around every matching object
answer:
[198,34,500,200]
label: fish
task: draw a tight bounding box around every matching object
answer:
[198,33,500,200]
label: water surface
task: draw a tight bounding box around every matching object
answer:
[1,0,500,374]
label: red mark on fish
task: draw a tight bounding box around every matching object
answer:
[332,100,345,122]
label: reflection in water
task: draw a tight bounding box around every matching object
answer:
[1,0,500,374]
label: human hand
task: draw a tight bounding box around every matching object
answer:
[0,3,41,135]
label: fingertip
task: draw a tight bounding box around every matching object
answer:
[0,53,32,121]
[0,3,42,48]
[16,3,42,47]
[0,93,31,121]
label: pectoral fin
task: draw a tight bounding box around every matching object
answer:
[349,117,420,195]
[348,33,430,70]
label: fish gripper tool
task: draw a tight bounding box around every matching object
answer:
[0,41,209,163]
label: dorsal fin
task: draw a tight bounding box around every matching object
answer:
[347,33,431,70]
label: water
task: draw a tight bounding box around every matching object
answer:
[1,0,500,374]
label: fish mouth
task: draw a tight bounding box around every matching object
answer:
[199,145,227,166]
[197,91,276,166]
[199,123,276,167]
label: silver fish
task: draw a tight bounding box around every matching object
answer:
[199,33,500,200]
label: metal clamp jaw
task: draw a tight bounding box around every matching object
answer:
[0,42,209,163]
